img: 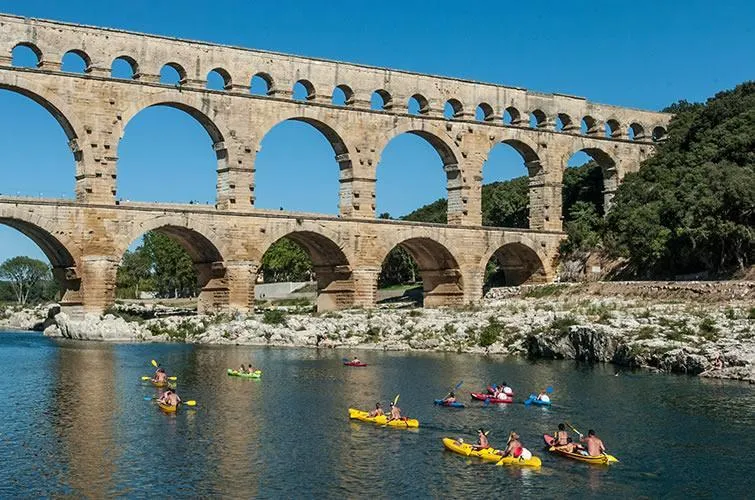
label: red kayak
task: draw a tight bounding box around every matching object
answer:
[344,361,368,367]
[470,392,513,404]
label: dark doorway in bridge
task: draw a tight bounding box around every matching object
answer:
[484,243,546,289]
[257,232,353,312]
[254,119,341,215]
[481,141,534,229]
[115,228,218,313]
[0,223,61,306]
[379,238,463,308]
[11,44,40,68]
[116,106,217,205]
[375,133,450,223]
[559,150,611,280]
[0,90,74,198]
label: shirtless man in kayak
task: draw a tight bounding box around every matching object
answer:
[580,430,606,456]
[351,356,361,364]
[246,364,258,374]
[442,391,457,404]
[387,401,402,421]
[152,367,167,384]
[472,429,490,450]
[158,388,181,406]
[368,402,384,417]
[536,389,550,403]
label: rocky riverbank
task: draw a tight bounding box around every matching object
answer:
[2,282,753,383]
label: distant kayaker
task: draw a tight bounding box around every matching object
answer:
[387,401,402,421]
[246,364,257,374]
[238,364,246,373]
[501,382,513,396]
[554,423,570,446]
[502,432,533,460]
[368,402,384,417]
[473,429,489,450]
[442,391,457,404]
[158,388,181,407]
[352,356,361,364]
[536,389,550,403]
[580,430,606,456]
[153,367,167,384]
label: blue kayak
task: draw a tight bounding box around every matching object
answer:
[524,394,552,406]
[434,399,466,408]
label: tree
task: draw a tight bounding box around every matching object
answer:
[260,238,313,282]
[116,248,154,298]
[0,256,51,305]
[378,246,418,287]
[141,232,198,298]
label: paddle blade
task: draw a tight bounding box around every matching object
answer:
[546,386,553,393]
[151,359,158,368]
[184,400,196,406]
[454,380,464,390]
[141,376,150,381]
[144,396,154,401]
[168,376,178,381]
[393,394,400,405]
[342,358,349,362]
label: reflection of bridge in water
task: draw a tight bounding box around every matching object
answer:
[0,14,670,315]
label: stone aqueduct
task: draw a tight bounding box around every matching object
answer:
[0,14,671,315]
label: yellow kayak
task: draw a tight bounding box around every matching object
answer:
[348,408,419,428]
[158,402,177,413]
[548,446,618,465]
[151,380,175,389]
[442,438,542,467]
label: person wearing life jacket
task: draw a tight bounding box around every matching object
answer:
[368,402,384,417]
[501,382,514,396]
[580,429,606,456]
[502,432,533,461]
[442,391,457,404]
[472,429,490,450]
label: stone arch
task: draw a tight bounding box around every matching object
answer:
[111,55,139,79]
[293,79,316,101]
[605,118,622,138]
[378,236,463,307]
[476,102,495,121]
[530,109,548,128]
[207,67,232,90]
[11,42,42,67]
[567,146,619,210]
[444,98,464,119]
[61,49,92,73]
[332,84,354,105]
[118,218,228,312]
[251,72,274,95]
[629,122,645,140]
[0,210,81,305]
[556,113,575,132]
[581,115,600,135]
[483,241,547,287]
[652,125,667,142]
[160,62,187,85]
[371,89,392,110]
[504,106,522,126]
[408,93,430,115]
[260,229,354,311]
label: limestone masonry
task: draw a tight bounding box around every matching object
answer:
[0,14,671,315]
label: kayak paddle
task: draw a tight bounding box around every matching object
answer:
[151,359,159,368]
[393,394,400,406]
[144,396,196,406]
[141,376,177,381]
[565,421,582,436]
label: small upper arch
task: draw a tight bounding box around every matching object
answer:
[444,98,464,119]
[160,62,187,85]
[11,42,42,68]
[476,102,495,122]
[61,49,92,73]
[652,125,668,142]
[371,89,392,110]
[556,113,575,132]
[408,93,430,115]
[581,115,600,135]
[628,122,645,140]
[111,55,139,79]
[529,109,548,129]
[332,84,354,106]
[604,118,622,138]
[206,67,232,90]
[503,106,522,126]
[250,72,274,95]
[293,79,316,101]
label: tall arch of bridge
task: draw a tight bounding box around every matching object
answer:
[0,14,671,315]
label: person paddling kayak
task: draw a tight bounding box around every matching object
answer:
[536,389,551,404]
[246,364,258,374]
[158,387,181,407]
[502,432,533,460]
[368,402,384,417]
[553,423,570,446]
[580,429,607,456]
[152,367,167,384]
[441,391,457,404]
[472,429,490,450]
[387,401,402,421]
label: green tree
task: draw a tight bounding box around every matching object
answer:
[116,248,154,298]
[378,246,419,287]
[0,256,51,305]
[142,232,198,298]
[260,238,313,282]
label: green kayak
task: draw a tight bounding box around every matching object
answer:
[227,368,262,379]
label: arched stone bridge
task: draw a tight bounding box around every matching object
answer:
[0,14,671,315]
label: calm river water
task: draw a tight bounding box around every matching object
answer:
[1,331,753,498]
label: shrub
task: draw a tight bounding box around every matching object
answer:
[479,317,503,348]
[635,326,657,340]
[524,284,567,298]
[365,326,381,342]
[698,316,719,341]
[748,307,755,320]
[262,309,287,325]
[550,316,578,334]
[409,309,423,317]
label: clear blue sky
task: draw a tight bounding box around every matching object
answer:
[1,0,753,263]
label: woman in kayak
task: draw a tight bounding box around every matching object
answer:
[368,402,384,417]
[536,389,551,403]
[553,423,570,446]
[472,429,489,450]
[502,432,533,460]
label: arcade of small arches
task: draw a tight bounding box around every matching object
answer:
[9,43,669,143]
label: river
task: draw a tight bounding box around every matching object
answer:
[1,331,753,498]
